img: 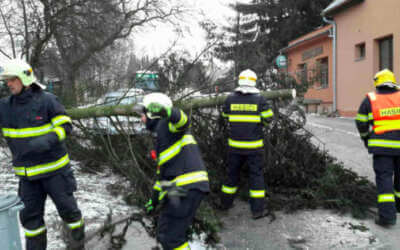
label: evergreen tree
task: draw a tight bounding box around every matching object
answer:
[216,0,332,78]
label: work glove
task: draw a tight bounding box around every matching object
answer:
[147,103,171,119]
[144,191,160,215]
[29,133,57,153]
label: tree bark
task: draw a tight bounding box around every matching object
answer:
[67,89,296,120]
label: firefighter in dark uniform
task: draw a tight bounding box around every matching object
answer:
[355,69,400,226]
[140,92,210,250]
[0,59,84,249]
[220,69,274,219]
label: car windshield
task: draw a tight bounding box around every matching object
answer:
[104,95,143,106]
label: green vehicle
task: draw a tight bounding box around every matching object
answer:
[134,70,159,91]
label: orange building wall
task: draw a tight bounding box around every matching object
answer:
[286,26,333,111]
[333,0,400,117]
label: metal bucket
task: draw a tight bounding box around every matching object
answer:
[0,194,24,250]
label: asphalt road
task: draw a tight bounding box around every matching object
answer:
[217,114,400,250]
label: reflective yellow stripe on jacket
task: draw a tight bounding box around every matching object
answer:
[172,171,208,186]
[158,171,208,201]
[169,110,188,133]
[2,123,54,138]
[373,119,400,134]
[261,109,274,118]
[228,138,264,149]
[158,135,197,166]
[228,114,261,123]
[13,154,70,177]
[368,139,400,148]
[51,115,72,126]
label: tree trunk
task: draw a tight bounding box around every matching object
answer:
[67,89,296,120]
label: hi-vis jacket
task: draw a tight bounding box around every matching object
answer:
[151,108,210,198]
[0,88,72,180]
[356,87,400,155]
[222,92,274,153]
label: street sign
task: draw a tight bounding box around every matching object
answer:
[276,55,287,68]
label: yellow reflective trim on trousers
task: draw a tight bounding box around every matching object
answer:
[14,154,70,177]
[228,138,264,149]
[222,112,228,118]
[249,189,266,198]
[368,113,373,120]
[51,115,72,126]
[24,226,46,237]
[228,114,261,123]
[221,185,238,194]
[368,139,400,148]
[67,218,84,230]
[2,123,53,138]
[394,190,400,198]
[158,135,197,166]
[53,127,66,141]
[261,109,273,118]
[174,241,190,250]
[172,171,208,186]
[378,194,395,203]
[356,113,369,122]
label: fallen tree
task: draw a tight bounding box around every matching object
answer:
[64,88,376,249]
[66,89,296,119]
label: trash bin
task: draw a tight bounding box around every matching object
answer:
[0,194,24,250]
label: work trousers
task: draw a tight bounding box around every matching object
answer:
[157,189,206,250]
[373,155,400,222]
[18,168,84,250]
[222,151,265,213]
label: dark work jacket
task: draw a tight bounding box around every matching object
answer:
[222,91,274,154]
[149,108,209,193]
[0,88,72,180]
[356,87,400,155]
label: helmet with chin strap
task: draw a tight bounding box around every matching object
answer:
[0,59,45,89]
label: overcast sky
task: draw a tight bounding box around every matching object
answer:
[133,0,237,58]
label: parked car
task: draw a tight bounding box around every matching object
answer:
[91,88,146,135]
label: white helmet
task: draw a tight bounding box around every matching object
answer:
[238,69,257,87]
[0,59,45,89]
[142,92,173,119]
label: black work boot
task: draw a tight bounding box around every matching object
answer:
[26,232,47,250]
[252,210,268,220]
[375,216,396,227]
[217,194,234,211]
[63,223,85,250]
[395,197,400,213]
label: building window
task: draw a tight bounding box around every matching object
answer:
[316,57,329,89]
[355,43,365,61]
[297,63,308,83]
[379,36,393,70]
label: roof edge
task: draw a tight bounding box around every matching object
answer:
[322,0,364,17]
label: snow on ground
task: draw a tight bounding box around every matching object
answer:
[0,149,134,250]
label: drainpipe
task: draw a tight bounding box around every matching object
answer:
[323,16,337,113]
